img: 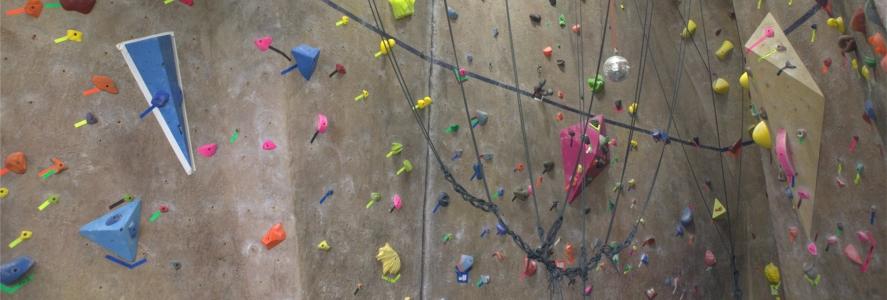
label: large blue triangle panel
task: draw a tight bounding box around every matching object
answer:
[79,200,143,262]
[281,44,319,80]
[118,32,195,175]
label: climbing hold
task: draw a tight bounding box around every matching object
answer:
[628,102,638,115]
[851,8,866,34]
[37,194,60,211]
[197,144,218,158]
[807,241,818,256]
[704,249,716,268]
[645,288,657,299]
[803,263,821,286]
[390,194,403,212]
[262,223,286,250]
[521,256,537,279]
[603,55,630,82]
[681,20,697,39]
[310,113,328,144]
[839,35,857,53]
[680,207,693,227]
[317,240,331,251]
[329,64,347,78]
[764,263,781,297]
[262,140,277,150]
[747,27,774,53]
[83,75,118,96]
[571,24,581,33]
[0,187,7,199]
[60,0,96,14]
[335,16,350,27]
[53,29,83,44]
[396,160,413,176]
[715,40,734,60]
[543,46,553,57]
[376,243,402,280]
[6,231,31,249]
[138,91,169,119]
[414,96,433,110]
[280,44,320,80]
[844,244,863,266]
[389,0,415,19]
[739,71,750,89]
[470,162,483,181]
[5,0,43,18]
[827,17,846,33]
[446,6,458,20]
[37,157,66,179]
[752,121,772,149]
[529,14,542,24]
[0,256,34,286]
[712,78,729,94]
[80,200,142,261]
[712,198,726,220]
[254,36,292,61]
[559,14,566,27]
[0,152,27,176]
[788,226,799,243]
[386,143,403,158]
[432,192,449,214]
[868,33,886,56]
[587,74,605,93]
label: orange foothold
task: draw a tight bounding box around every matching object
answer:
[83,75,118,96]
[555,112,564,122]
[0,152,27,176]
[543,46,553,57]
[514,163,525,172]
[262,223,286,250]
[5,0,43,18]
[868,33,886,57]
[557,90,565,99]
[571,24,580,33]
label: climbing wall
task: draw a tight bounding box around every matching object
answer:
[0,0,884,299]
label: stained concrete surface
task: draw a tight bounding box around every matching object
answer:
[0,0,884,299]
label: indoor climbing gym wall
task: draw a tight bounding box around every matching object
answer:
[1,0,885,299]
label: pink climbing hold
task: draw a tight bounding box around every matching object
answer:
[255,36,272,52]
[392,194,403,211]
[704,250,716,267]
[788,226,799,243]
[262,140,277,150]
[316,113,329,133]
[807,242,818,256]
[775,129,796,181]
[180,0,193,6]
[857,230,876,273]
[197,143,218,157]
[844,244,863,266]
[584,285,593,295]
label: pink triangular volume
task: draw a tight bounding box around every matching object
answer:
[560,115,609,204]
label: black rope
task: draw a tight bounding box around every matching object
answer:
[502,0,545,243]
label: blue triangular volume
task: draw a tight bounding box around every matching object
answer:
[80,200,142,262]
[118,33,195,175]
[287,44,319,80]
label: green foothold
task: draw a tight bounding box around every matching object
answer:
[1,275,33,294]
[44,2,62,8]
[41,169,56,180]
[149,210,162,222]
[559,14,566,26]
[230,129,239,144]
[864,57,877,67]
[445,124,460,133]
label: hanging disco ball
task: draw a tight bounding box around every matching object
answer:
[603,55,630,82]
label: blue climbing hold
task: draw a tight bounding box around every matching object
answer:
[675,224,685,237]
[496,222,507,235]
[79,200,143,262]
[680,207,693,227]
[470,163,484,181]
[281,44,320,80]
[0,256,34,285]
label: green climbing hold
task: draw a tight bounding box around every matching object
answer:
[559,14,566,27]
[587,74,605,93]
[445,124,460,133]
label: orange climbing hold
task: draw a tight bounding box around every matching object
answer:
[37,157,66,178]
[0,152,27,176]
[555,112,564,122]
[868,33,886,57]
[514,163,525,172]
[543,46,553,57]
[262,223,287,249]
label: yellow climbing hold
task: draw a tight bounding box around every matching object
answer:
[752,121,772,149]
[375,39,397,58]
[627,102,638,115]
[388,0,416,20]
[318,240,331,251]
[712,198,726,220]
[715,40,734,60]
[739,72,750,89]
[681,20,697,38]
[827,17,845,33]
[376,243,402,276]
[861,65,871,80]
[764,262,780,284]
[712,78,730,95]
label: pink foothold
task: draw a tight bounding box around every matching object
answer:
[255,36,272,52]
[459,67,468,76]
[315,114,329,133]
[797,188,810,200]
[262,140,277,150]
[827,235,839,245]
[179,0,193,6]
[764,27,775,37]
[807,242,818,256]
[788,226,799,243]
[844,244,863,265]
[704,249,717,267]
[584,285,593,295]
[392,194,403,210]
[197,143,218,157]
[160,205,170,213]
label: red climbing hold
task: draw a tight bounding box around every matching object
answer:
[262,223,286,250]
